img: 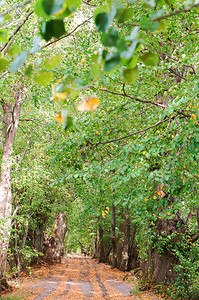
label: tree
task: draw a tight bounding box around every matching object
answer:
[0,0,199,298]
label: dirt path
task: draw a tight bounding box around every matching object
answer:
[3,255,163,299]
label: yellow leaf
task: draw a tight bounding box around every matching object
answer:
[153,196,156,199]
[142,151,146,155]
[55,113,62,124]
[192,114,197,120]
[77,96,100,112]
[54,92,66,102]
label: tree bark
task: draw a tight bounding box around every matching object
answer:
[0,85,23,293]
[111,204,117,268]
[43,212,67,262]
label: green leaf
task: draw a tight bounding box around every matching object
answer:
[61,109,73,131]
[140,52,158,66]
[65,0,81,10]
[95,13,109,32]
[125,27,139,41]
[140,16,159,31]
[42,0,54,15]
[0,58,9,72]
[121,40,137,59]
[127,54,138,68]
[116,38,127,51]
[10,51,27,72]
[143,0,155,7]
[33,71,53,86]
[42,55,62,68]
[104,52,120,72]
[25,64,33,77]
[29,36,41,54]
[8,45,21,57]
[117,8,134,23]
[0,29,8,42]
[35,0,51,19]
[51,0,66,14]
[101,28,119,47]
[122,66,138,83]
[41,19,66,41]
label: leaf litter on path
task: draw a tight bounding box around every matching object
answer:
[2,255,163,299]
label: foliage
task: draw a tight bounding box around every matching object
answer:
[0,0,199,298]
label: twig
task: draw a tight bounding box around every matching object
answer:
[42,17,93,50]
[1,10,34,53]
[186,169,199,180]
[168,68,188,81]
[98,87,166,108]
[0,0,31,18]
[154,2,199,22]
[93,116,176,146]
[82,0,97,7]
[0,71,8,79]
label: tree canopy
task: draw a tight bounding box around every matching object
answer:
[0,0,199,298]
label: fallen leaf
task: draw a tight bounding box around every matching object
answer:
[77,96,100,112]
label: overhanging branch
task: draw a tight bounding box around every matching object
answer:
[42,16,93,50]
[93,116,176,146]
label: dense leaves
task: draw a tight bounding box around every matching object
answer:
[0,0,199,298]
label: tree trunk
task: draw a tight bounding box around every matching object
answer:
[144,215,186,284]
[0,86,23,293]
[43,212,67,262]
[111,204,117,268]
[115,213,131,271]
[128,224,139,271]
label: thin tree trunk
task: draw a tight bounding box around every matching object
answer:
[111,204,117,268]
[0,85,23,293]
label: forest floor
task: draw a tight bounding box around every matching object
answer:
[2,255,164,300]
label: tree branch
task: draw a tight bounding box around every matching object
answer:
[0,0,31,18]
[186,169,199,180]
[154,2,199,22]
[1,10,34,54]
[42,17,93,50]
[98,87,166,108]
[93,116,176,146]
[82,0,97,7]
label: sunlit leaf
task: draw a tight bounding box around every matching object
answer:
[77,96,100,112]
[140,52,158,66]
[55,113,62,123]
[8,45,21,57]
[42,55,62,68]
[55,109,73,130]
[33,71,53,86]
[0,58,9,72]
[122,66,138,83]
[54,92,66,103]
[0,29,8,42]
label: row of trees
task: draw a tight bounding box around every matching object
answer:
[0,0,199,298]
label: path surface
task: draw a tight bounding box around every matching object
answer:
[4,255,163,299]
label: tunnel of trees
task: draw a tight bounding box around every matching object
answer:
[0,0,199,299]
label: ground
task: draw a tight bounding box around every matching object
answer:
[2,255,164,299]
